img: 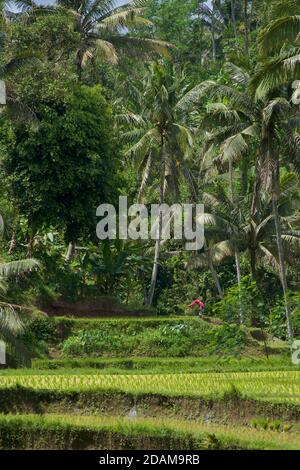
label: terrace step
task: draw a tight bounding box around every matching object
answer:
[0,414,299,450]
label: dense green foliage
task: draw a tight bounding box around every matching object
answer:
[3,84,117,243]
[0,0,298,358]
[22,316,252,358]
[1,0,300,453]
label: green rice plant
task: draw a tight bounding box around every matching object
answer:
[0,370,299,404]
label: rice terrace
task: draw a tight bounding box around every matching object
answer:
[0,0,300,460]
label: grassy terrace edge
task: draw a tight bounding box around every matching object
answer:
[0,414,299,450]
[29,356,295,373]
[1,386,300,423]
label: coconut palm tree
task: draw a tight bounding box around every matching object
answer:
[124,63,198,305]
[14,0,172,78]
[189,174,300,325]
[186,63,299,338]
[193,175,300,275]
[196,0,227,62]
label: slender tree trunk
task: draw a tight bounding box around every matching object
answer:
[8,232,16,254]
[231,0,238,46]
[228,158,241,287]
[244,0,249,56]
[235,250,242,285]
[76,50,83,82]
[228,157,234,202]
[211,0,217,62]
[250,247,257,280]
[190,151,223,300]
[147,136,165,306]
[205,239,224,299]
[65,242,76,263]
[272,192,293,340]
[266,125,293,340]
[235,249,244,324]
[211,25,217,62]
[229,158,244,323]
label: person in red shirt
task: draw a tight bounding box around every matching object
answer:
[188,297,205,317]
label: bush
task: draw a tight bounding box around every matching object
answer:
[213,276,265,327]
[61,330,135,357]
[208,324,247,356]
[60,320,247,358]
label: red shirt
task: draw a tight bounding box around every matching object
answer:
[191,300,205,310]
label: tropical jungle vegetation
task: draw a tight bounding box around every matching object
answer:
[0,0,300,452]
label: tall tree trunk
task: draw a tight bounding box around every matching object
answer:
[272,192,293,340]
[235,249,244,324]
[266,125,293,340]
[76,50,83,81]
[244,0,249,56]
[211,25,217,62]
[205,240,224,299]
[229,158,243,323]
[250,247,257,280]
[8,232,16,254]
[65,242,76,263]
[235,250,242,285]
[228,158,241,287]
[231,0,238,46]
[228,157,234,202]
[211,0,217,62]
[191,148,223,300]
[147,137,165,306]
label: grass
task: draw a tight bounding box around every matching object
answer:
[5,315,298,450]
[24,315,289,360]
[0,413,299,450]
[0,370,300,403]
[30,355,296,374]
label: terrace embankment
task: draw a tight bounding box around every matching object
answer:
[1,387,300,425]
[1,414,299,450]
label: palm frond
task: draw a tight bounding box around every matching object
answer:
[0,305,23,335]
[225,62,250,86]
[259,16,300,55]
[221,133,248,163]
[282,231,300,248]
[0,259,40,278]
[251,47,300,99]
[94,38,118,63]
[205,102,240,124]
[116,111,145,126]
[175,81,216,111]
[126,127,159,166]
[263,97,290,126]
[258,244,280,271]
[138,151,152,202]
[269,0,300,18]
[109,36,173,59]
[100,8,151,30]
[171,123,193,157]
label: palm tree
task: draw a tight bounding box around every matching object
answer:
[197,0,226,62]
[196,175,300,275]
[258,0,300,55]
[186,63,299,338]
[243,0,249,55]
[0,258,40,366]
[14,0,172,78]
[195,67,253,294]
[124,64,197,305]
[253,0,300,98]
[189,174,300,325]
